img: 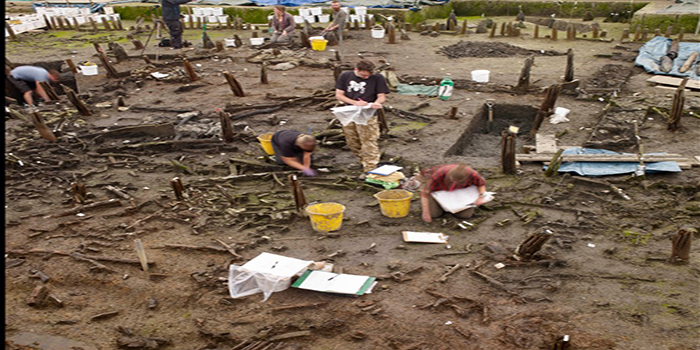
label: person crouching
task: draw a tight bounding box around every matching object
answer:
[271,130,317,176]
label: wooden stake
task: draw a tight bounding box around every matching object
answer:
[215,40,224,52]
[64,17,73,30]
[544,148,564,177]
[501,128,517,175]
[183,58,199,82]
[566,25,573,40]
[288,174,307,213]
[387,23,396,44]
[170,177,185,200]
[142,55,152,64]
[446,106,458,119]
[116,18,124,30]
[223,71,245,97]
[516,227,553,260]
[654,28,660,37]
[377,108,389,136]
[260,64,268,84]
[93,42,103,53]
[43,15,54,30]
[677,27,684,41]
[30,111,57,142]
[38,81,59,101]
[61,84,92,116]
[564,48,574,82]
[234,34,242,48]
[65,58,78,74]
[642,28,648,41]
[592,25,599,38]
[489,22,497,38]
[534,24,539,38]
[333,64,342,82]
[514,55,534,94]
[226,16,232,30]
[218,109,235,143]
[669,226,694,264]
[500,22,506,36]
[531,84,561,137]
[664,26,672,37]
[70,182,87,204]
[132,39,144,50]
[56,17,65,30]
[89,17,99,32]
[98,52,119,78]
[633,25,641,41]
[101,17,112,31]
[551,27,557,40]
[460,19,467,35]
[300,31,311,48]
[668,78,687,131]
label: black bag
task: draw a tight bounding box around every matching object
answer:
[158,38,171,47]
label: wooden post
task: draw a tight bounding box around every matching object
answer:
[669,226,694,264]
[516,227,553,260]
[142,55,152,64]
[534,24,539,38]
[377,108,389,136]
[43,15,54,30]
[600,29,607,38]
[592,26,599,38]
[564,48,574,82]
[387,23,396,44]
[300,31,311,48]
[445,106,458,120]
[101,17,112,31]
[70,182,87,204]
[551,27,557,40]
[98,52,118,78]
[30,111,57,142]
[223,71,245,97]
[73,17,81,31]
[196,17,202,30]
[353,19,360,31]
[668,78,687,131]
[501,128,517,175]
[61,84,92,116]
[489,22,497,38]
[115,18,124,30]
[215,40,224,51]
[633,25,641,41]
[38,82,59,101]
[226,16,231,30]
[189,14,194,29]
[183,59,199,82]
[65,59,78,74]
[500,22,506,36]
[288,174,307,213]
[642,28,648,41]
[170,177,185,201]
[132,39,144,50]
[333,64,342,82]
[664,26,672,37]
[93,42,103,53]
[234,35,242,48]
[56,17,66,30]
[89,17,99,32]
[252,31,258,38]
[621,28,629,41]
[571,27,576,40]
[654,28,661,37]
[460,19,467,35]
[260,64,268,84]
[514,55,534,94]
[677,27,684,41]
[544,148,564,177]
[64,17,73,30]
[531,84,561,137]
[218,109,235,143]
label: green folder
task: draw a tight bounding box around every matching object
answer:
[292,269,376,296]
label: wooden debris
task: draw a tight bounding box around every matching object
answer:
[38,81,59,101]
[438,264,462,283]
[27,285,50,307]
[571,177,631,200]
[98,52,119,78]
[61,84,92,116]
[515,227,553,260]
[224,71,245,97]
[543,149,564,177]
[551,27,557,40]
[679,52,698,73]
[501,127,517,175]
[564,48,574,82]
[260,63,269,84]
[213,239,243,259]
[30,111,57,142]
[268,331,312,341]
[668,78,687,131]
[71,182,87,204]
[132,39,144,50]
[669,226,693,264]
[270,302,327,314]
[446,106,458,119]
[514,55,534,94]
[6,22,18,41]
[531,84,561,137]
[288,174,307,213]
[90,310,119,321]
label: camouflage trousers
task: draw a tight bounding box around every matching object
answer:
[342,115,380,172]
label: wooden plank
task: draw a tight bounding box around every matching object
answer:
[517,154,689,163]
[543,161,691,170]
[646,76,700,90]
[535,134,558,154]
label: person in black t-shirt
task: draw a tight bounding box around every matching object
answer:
[271,130,318,176]
[334,60,390,173]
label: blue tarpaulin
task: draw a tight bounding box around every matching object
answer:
[545,148,682,176]
[634,36,700,81]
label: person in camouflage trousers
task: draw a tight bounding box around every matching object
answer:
[334,60,390,173]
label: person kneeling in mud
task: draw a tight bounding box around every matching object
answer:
[419,164,488,223]
[271,130,317,176]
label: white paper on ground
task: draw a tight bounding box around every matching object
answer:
[241,252,312,277]
[431,186,496,214]
[330,105,376,126]
[151,72,169,79]
[296,270,372,295]
[402,231,449,244]
[368,165,403,175]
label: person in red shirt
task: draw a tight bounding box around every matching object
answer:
[419,164,487,223]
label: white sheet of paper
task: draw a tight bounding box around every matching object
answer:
[296,270,371,294]
[368,165,403,176]
[240,253,312,278]
[431,186,495,214]
[402,231,449,244]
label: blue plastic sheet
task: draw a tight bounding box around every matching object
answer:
[545,148,682,176]
[634,36,700,81]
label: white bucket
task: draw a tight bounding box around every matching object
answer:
[249,37,265,46]
[310,7,322,16]
[371,26,385,39]
[471,70,490,83]
[554,107,570,117]
[79,65,98,76]
[303,15,316,23]
[318,14,330,23]
[225,38,237,47]
[293,15,303,23]
[354,6,367,15]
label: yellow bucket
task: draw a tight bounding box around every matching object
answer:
[306,203,345,232]
[257,133,275,155]
[311,39,328,51]
[374,189,413,218]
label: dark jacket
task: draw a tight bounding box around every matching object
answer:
[271,12,295,35]
[161,0,191,21]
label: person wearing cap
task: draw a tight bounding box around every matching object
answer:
[419,164,488,222]
[8,65,61,107]
[271,130,317,176]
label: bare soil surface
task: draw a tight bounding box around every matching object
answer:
[5,15,700,350]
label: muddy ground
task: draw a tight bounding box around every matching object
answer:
[5,15,700,350]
